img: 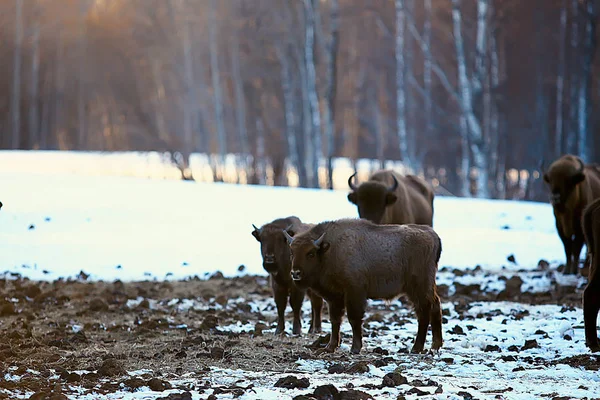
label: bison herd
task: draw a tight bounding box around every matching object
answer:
[252,154,600,354]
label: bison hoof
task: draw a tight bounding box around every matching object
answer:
[274,327,286,336]
[315,345,337,355]
[308,326,322,334]
[588,342,600,353]
[410,345,425,354]
[350,345,362,354]
[432,341,443,351]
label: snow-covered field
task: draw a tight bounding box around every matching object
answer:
[0,151,598,400]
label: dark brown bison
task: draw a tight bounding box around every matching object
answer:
[284,218,442,354]
[582,197,600,352]
[251,216,323,335]
[347,170,434,226]
[542,155,600,274]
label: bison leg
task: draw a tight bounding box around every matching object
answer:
[272,281,288,335]
[289,285,305,335]
[308,291,323,334]
[411,301,431,354]
[430,291,443,351]
[557,224,574,274]
[321,299,345,354]
[571,234,586,275]
[346,294,367,354]
[583,269,600,352]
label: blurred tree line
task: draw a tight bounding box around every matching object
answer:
[0,0,599,200]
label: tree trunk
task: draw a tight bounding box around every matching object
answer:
[11,0,23,149]
[423,0,433,140]
[395,0,410,170]
[567,0,579,153]
[231,32,250,162]
[452,0,489,199]
[77,0,87,149]
[277,45,303,187]
[209,0,227,175]
[29,19,40,149]
[323,0,339,190]
[255,117,267,186]
[489,29,500,196]
[303,0,322,189]
[578,1,595,162]
[555,0,567,157]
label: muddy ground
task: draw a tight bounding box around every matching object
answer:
[1,267,599,400]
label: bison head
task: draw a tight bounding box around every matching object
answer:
[347,172,399,224]
[284,230,329,289]
[542,156,585,211]
[252,223,296,276]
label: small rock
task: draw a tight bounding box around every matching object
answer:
[201,315,219,330]
[313,384,339,399]
[209,271,224,280]
[148,378,172,391]
[449,325,465,335]
[253,322,267,336]
[123,377,146,390]
[522,339,539,350]
[78,270,90,280]
[274,375,310,389]
[484,345,502,352]
[238,265,245,272]
[345,361,369,374]
[210,347,225,360]
[457,391,474,400]
[406,387,428,396]
[215,295,228,306]
[564,334,572,341]
[537,259,550,270]
[157,392,193,400]
[89,298,109,312]
[328,363,345,374]
[507,345,520,352]
[28,224,36,230]
[337,390,373,400]
[0,302,16,316]
[507,254,517,264]
[97,359,125,377]
[382,371,407,387]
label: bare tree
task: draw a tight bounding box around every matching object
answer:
[209,0,227,181]
[395,0,409,170]
[323,0,339,190]
[11,0,23,149]
[555,0,567,157]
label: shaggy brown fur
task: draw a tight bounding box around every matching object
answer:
[285,218,442,354]
[252,216,324,335]
[347,170,434,226]
[582,197,600,352]
[543,155,600,274]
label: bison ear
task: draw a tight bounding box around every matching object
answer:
[347,192,357,204]
[319,241,330,253]
[385,193,398,205]
[571,172,585,185]
[543,173,550,183]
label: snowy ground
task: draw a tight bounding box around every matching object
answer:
[1,152,598,400]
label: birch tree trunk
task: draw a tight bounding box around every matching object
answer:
[54,32,65,149]
[299,46,314,188]
[11,0,23,149]
[567,0,579,153]
[179,1,196,180]
[29,18,40,149]
[489,30,501,197]
[255,117,267,186]
[555,0,567,157]
[209,0,227,179]
[452,0,489,198]
[303,0,322,188]
[395,0,410,170]
[323,0,339,190]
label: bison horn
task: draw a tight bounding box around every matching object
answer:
[282,229,294,245]
[348,172,358,191]
[576,157,585,174]
[388,175,399,192]
[252,224,260,233]
[312,232,326,248]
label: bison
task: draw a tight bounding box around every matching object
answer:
[542,155,600,274]
[284,218,443,354]
[582,197,600,352]
[251,216,324,335]
[347,170,434,226]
